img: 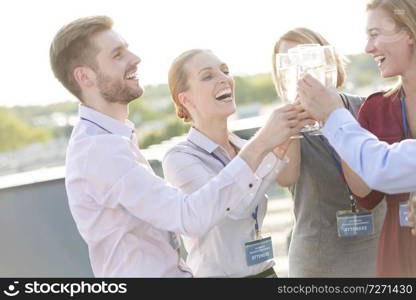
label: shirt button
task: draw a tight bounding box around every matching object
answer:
[249,183,253,188]
[226,208,230,211]
[267,164,272,168]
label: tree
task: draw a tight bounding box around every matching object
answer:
[0,109,52,152]
[139,119,190,149]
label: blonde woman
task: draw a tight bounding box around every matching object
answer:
[299,0,416,278]
[162,49,307,277]
[272,28,386,277]
[338,0,416,277]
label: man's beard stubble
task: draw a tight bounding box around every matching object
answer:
[96,72,143,104]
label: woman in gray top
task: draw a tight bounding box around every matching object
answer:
[272,27,386,277]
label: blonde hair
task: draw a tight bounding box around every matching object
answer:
[367,0,416,97]
[272,27,346,98]
[50,16,113,102]
[168,49,210,123]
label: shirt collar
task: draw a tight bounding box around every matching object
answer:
[187,127,246,153]
[79,105,135,138]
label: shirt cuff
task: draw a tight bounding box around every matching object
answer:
[322,108,357,141]
[255,152,277,178]
[224,156,260,192]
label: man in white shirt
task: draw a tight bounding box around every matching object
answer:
[50,16,310,277]
[298,74,416,195]
[297,74,416,236]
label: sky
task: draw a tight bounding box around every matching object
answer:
[0,0,369,107]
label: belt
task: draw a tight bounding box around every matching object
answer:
[245,267,277,278]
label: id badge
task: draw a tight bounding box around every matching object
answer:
[336,210,374,237]
[244,236,274,266]
[399,200,412,227]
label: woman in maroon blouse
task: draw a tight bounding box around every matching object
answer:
[355,91,416,277]
[342,0,416,277]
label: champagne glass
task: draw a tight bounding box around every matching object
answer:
[322,45,338,88]
[291,44,326,135]
[288,44,321,54]
[275,52,303,139]
[275,53,298,105]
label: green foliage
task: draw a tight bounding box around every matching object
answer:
[139,118,190,149]
[11,101,78,125]
[142,84,170,99]
[234,74,277,105]
[0,109,52,152]
[52,126,74,139]
[345,54,378,86]
[1,55,389,152]
[129,83,174,124]
[129,100,163,123]
[344,53,397,86]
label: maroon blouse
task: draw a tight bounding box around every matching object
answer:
[355,91,416,277]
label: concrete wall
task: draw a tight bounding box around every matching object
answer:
[0,179,93,277]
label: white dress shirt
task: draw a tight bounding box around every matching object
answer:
[162,127,287,277]
[65,105,263,277]
[322,108,416,194]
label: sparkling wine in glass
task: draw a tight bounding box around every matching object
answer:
[291,44,325,135]
[275,53,298,104]
[275,53,303,139]
[322,45,338,88]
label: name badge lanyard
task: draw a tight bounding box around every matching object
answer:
[400,90,411,140]
[212,150,273,266]
[319,136,356,213]
[210,152,261,239]
[399,90,414,227]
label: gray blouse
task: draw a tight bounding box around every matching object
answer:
[288,93,386,277]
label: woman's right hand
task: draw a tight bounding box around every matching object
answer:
[240,104,312,172]
[257,104,313,151]
[297,74,343,122]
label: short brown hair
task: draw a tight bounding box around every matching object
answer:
[168,49,209,123]
[50,16,113,101]
[272,27,347,98]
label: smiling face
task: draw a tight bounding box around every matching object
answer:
[365,8,415,78]
[92,29,143,104]
[179,51,235,122]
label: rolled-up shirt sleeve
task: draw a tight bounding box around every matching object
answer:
[83,135,260,237]
[322,108,416,194]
